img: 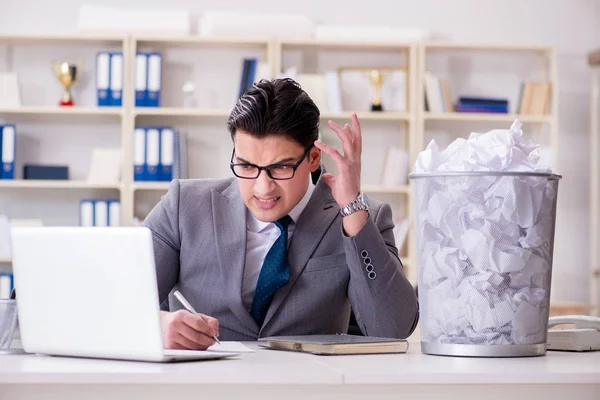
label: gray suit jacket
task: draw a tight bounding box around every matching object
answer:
[143,169,419,341]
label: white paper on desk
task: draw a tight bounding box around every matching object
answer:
[207,342,255,353]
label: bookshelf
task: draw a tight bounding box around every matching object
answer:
[412,42,558,284]
[0,35,560,285]
[417,42,558,169]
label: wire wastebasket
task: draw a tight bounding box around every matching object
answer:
[409,171,561,357]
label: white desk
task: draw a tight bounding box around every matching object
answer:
[1,343,599,400]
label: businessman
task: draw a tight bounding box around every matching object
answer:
[143,78,419,350]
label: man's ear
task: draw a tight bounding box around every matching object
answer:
[309,147,321,172]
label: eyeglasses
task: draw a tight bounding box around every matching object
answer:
[230,145,313,180]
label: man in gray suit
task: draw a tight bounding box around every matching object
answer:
[143,78,419,349]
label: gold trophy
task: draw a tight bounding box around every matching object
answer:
[53,61,81,106]
[369,69,384,111]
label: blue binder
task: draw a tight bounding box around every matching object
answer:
[158,127,174,182]
[0,273,14,299]
[96,52,111,106]
[1,124,16,180]
[79,199,95,226]
[135,52,148,107]
[145,127,160,181]
[107,200,120,227]
[109,52,123,107]
[134,127,146,181]
[146,52,162,107]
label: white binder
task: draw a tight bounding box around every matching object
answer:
[96,52,110,106]
[94,201,108,227]
[147,53,162,107]
[109,52,123,106]
[160,128,174,181]
[1,125,15,180]
[135,53,148,106]
[80,201,95,227]
[145,128,160,181]
[108,201,120,227]
[134,128,146,181]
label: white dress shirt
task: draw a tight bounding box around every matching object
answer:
[242,180,316,312]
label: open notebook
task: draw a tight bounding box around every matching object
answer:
[257,334,409,355]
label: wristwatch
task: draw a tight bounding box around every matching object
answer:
[339,192,369,217]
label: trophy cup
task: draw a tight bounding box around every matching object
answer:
[52,61,81,106]
[369,69,384,111]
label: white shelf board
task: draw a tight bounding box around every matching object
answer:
[363,185,411,194]
[133,108,411,122]
[0,107,123,117]
[280,38,413,50]
[132,182,171,191]
[423,112,553,124]
[423,41,553,53]
[0,180,122,190]
[132,182,411,194]
[322,111,411,121]
[134,108,231,118]
[134,36,269,47]
[0,34,125,45]
[0,257,11,263]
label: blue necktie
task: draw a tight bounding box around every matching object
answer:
[250,215,293,327]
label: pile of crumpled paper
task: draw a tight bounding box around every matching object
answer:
[412,120,560,345]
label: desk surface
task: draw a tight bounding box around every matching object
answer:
[1,343,599,385]
[0,343,341,385]
[317,345,600,384]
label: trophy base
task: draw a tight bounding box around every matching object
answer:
[59,100,74,107]
[371,104,383,112]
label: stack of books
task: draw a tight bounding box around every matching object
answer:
[455,96,509,113]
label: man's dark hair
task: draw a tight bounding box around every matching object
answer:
[226,78,320,150]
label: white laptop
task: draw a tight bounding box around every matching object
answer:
[10,226,240,362]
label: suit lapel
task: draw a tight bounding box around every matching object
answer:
[261,179,339,330]
[212,180,259,335]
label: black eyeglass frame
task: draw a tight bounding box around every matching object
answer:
[229,145,314,180]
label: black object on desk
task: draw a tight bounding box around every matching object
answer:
[23,165,69,180]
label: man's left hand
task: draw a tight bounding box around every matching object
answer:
[314,113,362,207]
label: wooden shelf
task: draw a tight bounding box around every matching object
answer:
[132,182,171,191]
[132,182,410,195]
[400,257,409,267]
[363,185,410,194]
[322,111,411,121]
[0,107,123,117]
[280,38,413,50]
[423,112,553,124]
[134,36,269,47]
[134,108,411,122]
[0,257,11,263]
[422,41,553,53]
[0,33,125,45]
[0,180,122,190]
[134,108,231,118]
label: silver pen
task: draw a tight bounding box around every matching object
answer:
[173,290,221,345]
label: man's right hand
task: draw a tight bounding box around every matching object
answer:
[160,310,220,350]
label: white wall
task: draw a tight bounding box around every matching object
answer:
[1,0,599,304]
